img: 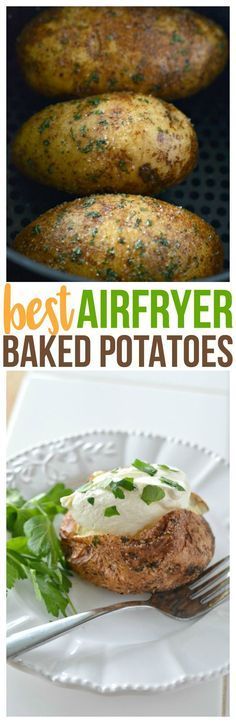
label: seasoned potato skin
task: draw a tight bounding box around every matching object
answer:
[12,93,198,196]
[13,194,223,282]
[17,7,228,100]
[60,509,215,594]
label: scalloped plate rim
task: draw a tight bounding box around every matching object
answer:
[7,428,229,694]
[7,427,229,468]
[9,657,229,695]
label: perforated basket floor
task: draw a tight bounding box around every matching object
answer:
[7,6,229,282]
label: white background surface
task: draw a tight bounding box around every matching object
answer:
[7,370,229,716]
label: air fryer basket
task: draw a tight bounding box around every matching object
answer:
[7,6,229,282]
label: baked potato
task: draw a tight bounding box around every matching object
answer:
[12,93,198,196]
[60,462,215,594]
[13,194,224,281]
[17,7,228,100]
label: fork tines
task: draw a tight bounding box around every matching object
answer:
[189,555,229,609]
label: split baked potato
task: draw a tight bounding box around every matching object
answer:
[12,93,198,196]
[17,7,228,100]
[60,462,215,594]
[13,194,224,281]
[60,509,214,594]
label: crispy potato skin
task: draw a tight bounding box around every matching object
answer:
[12,94,198,196]
[13,194,223,281]
[17,8,228,100]
[60,509,215,594]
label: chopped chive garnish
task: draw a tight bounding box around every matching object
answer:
[32,224,41,235]
[158,464,178,473]
[86,211,101,219]
[108,477,135,498]
[160,476,185,492]
[132,459,157,476]
[39,118,51,134]
[117,477,135,491]
[141,485,165,505]
[104,505,120,517]
[88,97,101,106]
[87,497,95,505]
[109,482,125,499]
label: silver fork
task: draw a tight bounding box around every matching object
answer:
[7,556,229,660]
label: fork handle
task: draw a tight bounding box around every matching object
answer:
[7,600,148,659]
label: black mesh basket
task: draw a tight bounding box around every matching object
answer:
[7,6,229,282]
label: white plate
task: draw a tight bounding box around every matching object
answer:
[7,430,229,693]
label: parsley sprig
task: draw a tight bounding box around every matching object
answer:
[7,483,76,617]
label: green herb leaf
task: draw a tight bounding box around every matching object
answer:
[29,571,75,618]
[7,538,30,587]
[71,247,82,261]
[158,464,178,473]
[24,515,63,565]
[79,124,87,136]
[8,483,73,537]
[154,235,169,247]
[163,262,178,281]
[108,482,125,499]
[7,549,28,589]
[134,239,145,252]
[132,459,157,476]
[141,485,165,505]
[160,476,185,492]
[80,141,94,154]
[39,119,51,134]
[87,497,95,505]
[82,197,96,208]
[34,482,73,507]
[117,477,135,491]
[108,476,135,498]
[6,484,76,617]
[7,536,30,553]
[86,211,101,219]
[6,504,18,531]
[88,97,101,106]
[171,31,184,43]
[10,507,39,537]
[104,505,120,517]
[96,139,108,151]
[6,488,25,507]
[105,269,119,281]
[32,225,41,235]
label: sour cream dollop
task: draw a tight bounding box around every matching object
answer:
[61,462,191,536]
